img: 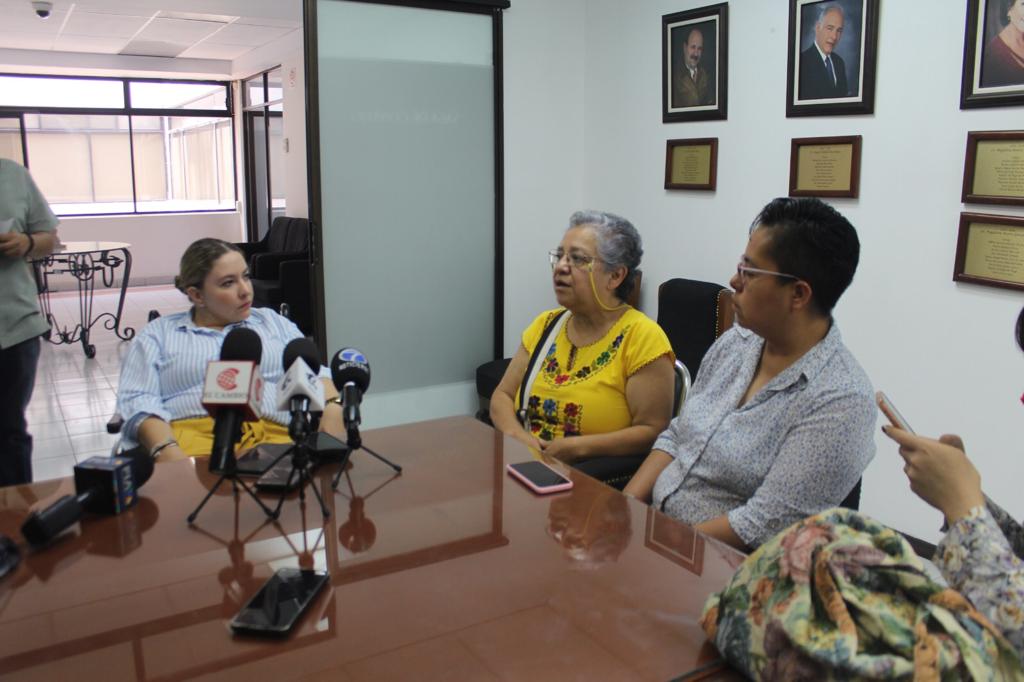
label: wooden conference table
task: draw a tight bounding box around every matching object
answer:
[0,417,745,681]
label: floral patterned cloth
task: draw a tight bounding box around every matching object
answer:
[701,508,1024,680]
[934,500,1024,659]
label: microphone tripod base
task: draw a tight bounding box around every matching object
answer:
[331,443,402,490]
[270,444,331,521]
[188,470,278,525]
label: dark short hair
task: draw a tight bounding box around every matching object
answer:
[174,238,243,294]
[1017,306,1024,353]
[750,197,860,316]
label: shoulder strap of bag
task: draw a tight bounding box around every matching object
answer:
[517,309,570,429]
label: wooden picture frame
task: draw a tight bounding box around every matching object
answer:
[962,131,1024,206]
[785,0,879,117]
[953,212,1024,292]
[665,137,718,190]
[662,3,729,123]
[788,135,862,198]
[960,0,1024,109]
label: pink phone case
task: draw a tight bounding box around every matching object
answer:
[506,462,574,494]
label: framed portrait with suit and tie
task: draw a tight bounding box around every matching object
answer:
[785,0,879,117]
[662,3,729,123]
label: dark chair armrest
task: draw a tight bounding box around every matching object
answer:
[251,251,307,279]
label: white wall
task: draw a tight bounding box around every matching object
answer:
[505,0,1024,543]
[501,0,588,352]
[47,212,244,289]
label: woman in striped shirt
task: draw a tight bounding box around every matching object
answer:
[116,238,340,461]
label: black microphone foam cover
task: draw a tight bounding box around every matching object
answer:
[330,348,370,393]
[283,337,321,373]
[220,327,262,363]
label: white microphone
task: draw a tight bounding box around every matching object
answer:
[277,338,324,442]
[276,356,325,414]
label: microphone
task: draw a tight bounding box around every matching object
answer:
[276,338,325,441]
[330,348,370,428]
[203,327,264,473]
[21,449,155,548]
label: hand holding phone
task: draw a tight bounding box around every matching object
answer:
[876,391,914,434]
[507,460,573,494]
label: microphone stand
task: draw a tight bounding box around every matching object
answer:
[331,402,401,490]
[188,451,276,525]
[271,411,331,521]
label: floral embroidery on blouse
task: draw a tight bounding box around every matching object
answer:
[525,396,583,442]
[934,501,1024,658]
[540,328,629,387]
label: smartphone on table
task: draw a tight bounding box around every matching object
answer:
[876,391,915,433]
[507,460,574,494]
[230,567,329,636]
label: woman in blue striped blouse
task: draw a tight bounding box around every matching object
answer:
[116,238,341,461]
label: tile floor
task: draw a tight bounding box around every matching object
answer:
[26,285,190,482]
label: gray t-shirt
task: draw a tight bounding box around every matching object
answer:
[651,323,876,548]
[0,159,59,348]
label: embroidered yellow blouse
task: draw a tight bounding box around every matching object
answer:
[516,307,674,442]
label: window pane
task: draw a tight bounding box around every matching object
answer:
[25,114,133,215]
[0,119,23,165]
[269,115,286,215]
[135,115,233,212]
[129,81,227,111]
[245,76,266,107]
[0,75,124,108]
[267,67,284,103]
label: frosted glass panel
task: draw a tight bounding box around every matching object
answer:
[317,1,495,396]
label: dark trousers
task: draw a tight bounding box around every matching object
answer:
[0,336,41,486]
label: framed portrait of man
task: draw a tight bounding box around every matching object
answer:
[662,3,729,123]
[961,0,1024,109]
[785,0,879,117]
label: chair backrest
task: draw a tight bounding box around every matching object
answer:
[656,278,734,380]
[266,216,293,253]
[283,218,309,253]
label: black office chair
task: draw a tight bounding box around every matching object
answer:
[655,278,734,382]
[236,217,313,334]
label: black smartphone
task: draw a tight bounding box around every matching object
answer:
[254,459,301,492]
[236,443,292,477]
[230,568,329,636]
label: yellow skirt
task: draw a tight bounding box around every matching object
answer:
[171,417,293,457]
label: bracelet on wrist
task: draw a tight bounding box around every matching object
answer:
[150,437,178,459]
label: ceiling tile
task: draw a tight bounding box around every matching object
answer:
[177,43,253,60]
[0,31,54,51]
[119,39,186,58]
[52,35,128,54]
[134,17,225,44]
[203,23,293,47]
[233,16,301,29]
[61,12,151,39]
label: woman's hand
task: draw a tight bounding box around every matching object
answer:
[540,436,581,462]
[882,426,984,524]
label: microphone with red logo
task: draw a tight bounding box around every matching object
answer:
[202,327,264,474]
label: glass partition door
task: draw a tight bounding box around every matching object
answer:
[309,0,503,427]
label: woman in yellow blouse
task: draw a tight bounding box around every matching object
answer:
[490,211,675,465]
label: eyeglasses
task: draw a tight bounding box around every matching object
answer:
[549,249,597,271]
[735,257,800,284]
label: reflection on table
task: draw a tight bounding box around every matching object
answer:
[32,240,135,358]
[0,417,745,681]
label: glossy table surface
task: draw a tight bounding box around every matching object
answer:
[0,417,745,681]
